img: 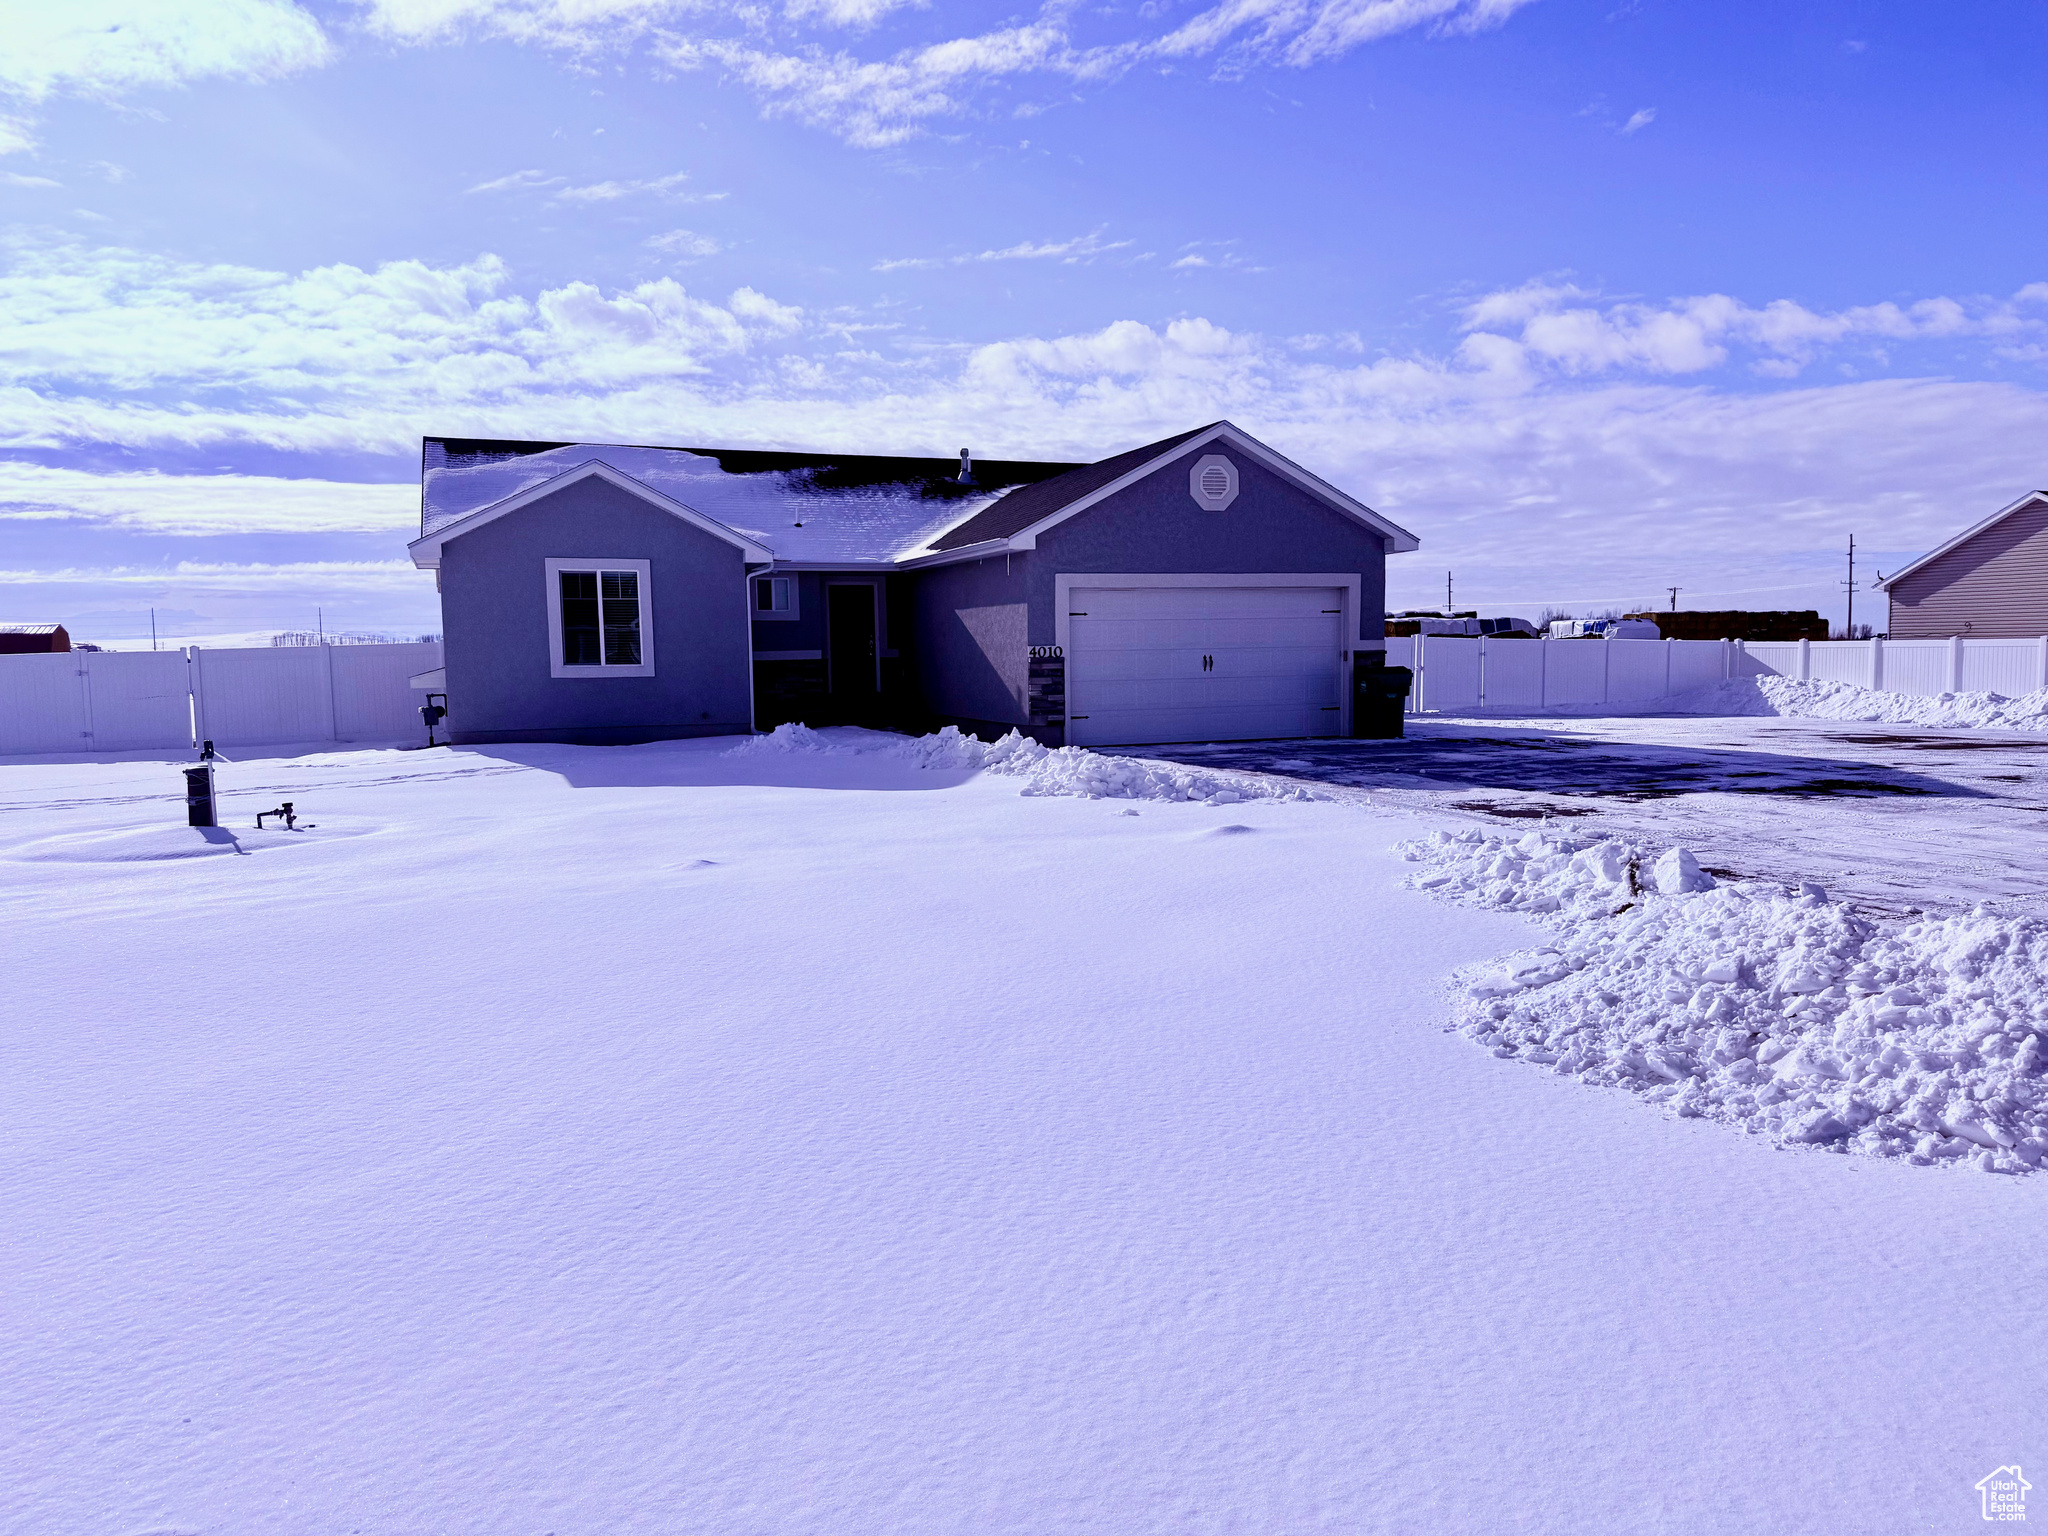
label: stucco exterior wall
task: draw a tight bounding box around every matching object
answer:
[439,476,755,744]
[906,441,1392,738]
[1887,496,2048,639]
[1027,442,1390,646]
[907,555,1031,730]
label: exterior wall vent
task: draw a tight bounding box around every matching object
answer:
[1189,453,1240,511]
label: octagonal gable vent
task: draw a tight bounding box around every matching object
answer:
[1189,453,1239,510]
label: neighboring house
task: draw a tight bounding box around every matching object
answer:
[0,623,70,655]
[1876,491,2048,638]
[406,422,1419,747]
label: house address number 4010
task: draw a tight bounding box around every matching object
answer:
[1028,645,1063,660]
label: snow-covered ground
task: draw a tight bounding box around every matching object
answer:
[1676,675,2048,731]
[1151,712,2048,919]
[4,729,2043,1534]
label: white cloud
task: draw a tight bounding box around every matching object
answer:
[397,0,1538,147]
[10,235,2048,620]
[647,228,722,258]
[875,229,1133,271]
[554,170,692,201]
[0,462,416,535]
[0,116,34,155]
[354,0,685,47]
[1,171,60,188]
[466,167,561,194]
[467,168,703,202]
[1621,106,1655,134]
[1457,281,2048,378]
[0,1,330,102]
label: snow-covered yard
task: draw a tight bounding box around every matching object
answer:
[4,728,2043,1534]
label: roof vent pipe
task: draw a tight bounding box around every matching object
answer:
[957,448,973,484]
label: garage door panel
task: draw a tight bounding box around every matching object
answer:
[1083,587,1341,620]
[1066,582,1346,746]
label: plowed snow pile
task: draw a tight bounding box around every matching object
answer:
[1676,675,2048,729]
[1406,827,2048,1172]
[729,722,1322,805]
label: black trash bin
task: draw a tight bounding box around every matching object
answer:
[1352,663,1412,739]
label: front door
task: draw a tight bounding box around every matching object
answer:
[827,583,878,720]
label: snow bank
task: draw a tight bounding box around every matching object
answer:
[729,723,1323,805]
[1674,676,2048,730]
[1405,826,2048,1172]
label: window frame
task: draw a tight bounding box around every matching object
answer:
[753,574,800,621]
[544,557,655,679]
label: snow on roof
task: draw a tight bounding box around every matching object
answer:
[421,441,1074,565]
[0,623,63,635]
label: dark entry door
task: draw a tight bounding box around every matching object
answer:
[827,584,878,717]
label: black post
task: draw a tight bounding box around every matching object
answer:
[184,764,216,828]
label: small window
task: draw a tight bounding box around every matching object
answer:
[545,558,654,678]
[754,575,799,620]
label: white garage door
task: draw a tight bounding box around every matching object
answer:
[1065,583,1347,745]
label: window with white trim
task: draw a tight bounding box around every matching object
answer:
[544,558,655,678]
[755,575,798,619]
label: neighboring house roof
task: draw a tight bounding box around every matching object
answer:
[922,420,1420,556]
[1875,491,2048,591]
[414,438,1079,568]
[408,422,1420,571]
[0,623,64,635]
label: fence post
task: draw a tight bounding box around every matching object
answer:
[1950,634,1965,694]
[1477,635,1488,711]
[1664,639,1673,698]
[1797,638,1811,682]
[1870,636,1885,691]
[1540,637,1551,709]
[2040,636,2048,694]
[1601,637,1611,706]
[187,647,206,746]
[322,642,340,743]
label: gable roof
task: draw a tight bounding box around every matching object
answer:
[924,420,1420,556]
[409,460,778,568]
[414,437,1079,567]
[405,423,1419,571]
[1875,490,2048,591]
[0,623,65,635]
[929,425,1214,550]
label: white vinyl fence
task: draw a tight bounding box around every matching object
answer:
[1388,634,2048,715]
[0,642,442,756]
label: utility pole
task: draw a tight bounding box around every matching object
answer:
[1445,571,1452,613]
[317,606,325,645]
[1841,536,1858,639]
[1666,586,1680,614]
[150,607,157,651]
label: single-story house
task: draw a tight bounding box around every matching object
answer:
[405,422,1419,747]
[1877,491,2048,638]
[0,623,70,655]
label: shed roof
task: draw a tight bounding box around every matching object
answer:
[0,623,64,635]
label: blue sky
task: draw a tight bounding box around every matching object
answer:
[2,0,2045,644]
